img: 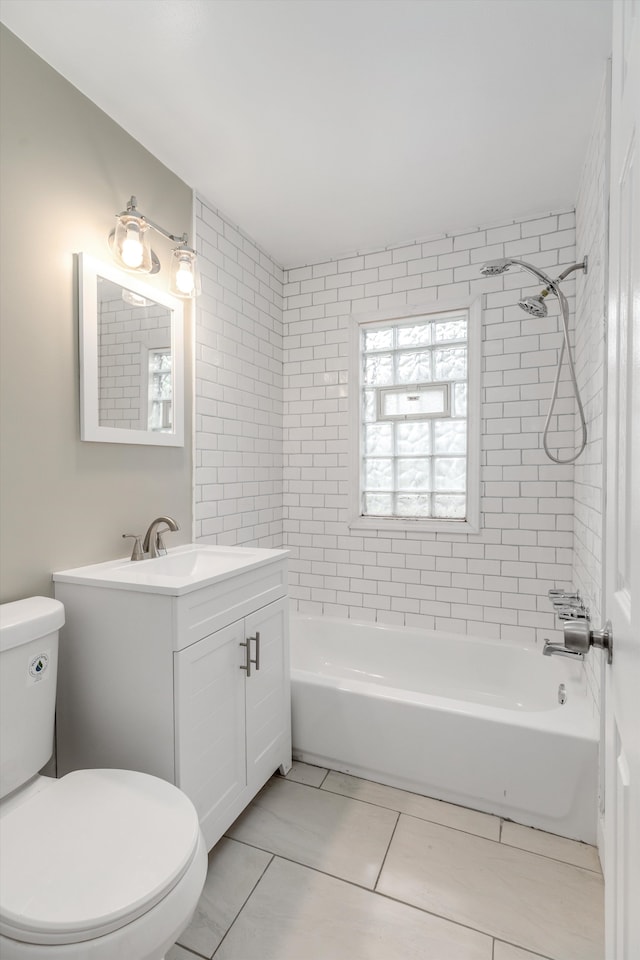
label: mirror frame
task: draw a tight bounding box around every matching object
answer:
[78,253,185,446]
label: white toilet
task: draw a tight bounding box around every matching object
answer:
[0,597,207,960]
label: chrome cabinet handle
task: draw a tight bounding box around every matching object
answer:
[248,631,260,671]
[239,640,251,677]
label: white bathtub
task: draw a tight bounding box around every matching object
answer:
[290,616,599,843]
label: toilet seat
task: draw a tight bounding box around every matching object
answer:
[0,769,201,946]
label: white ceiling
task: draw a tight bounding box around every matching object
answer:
[1,0,612,268]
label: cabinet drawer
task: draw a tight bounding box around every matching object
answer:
[174,560,287,650]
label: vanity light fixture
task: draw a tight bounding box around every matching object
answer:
[109,196,200,299]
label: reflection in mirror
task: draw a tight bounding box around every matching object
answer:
[78,254,184,446]
[97,277,173,432]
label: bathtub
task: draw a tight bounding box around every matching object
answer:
[290,616,599,843]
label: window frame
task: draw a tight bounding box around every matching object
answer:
[348,296,482,534]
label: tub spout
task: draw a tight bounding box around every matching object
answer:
[543,641,584,660]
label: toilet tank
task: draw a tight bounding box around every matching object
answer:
[0,597,64,799]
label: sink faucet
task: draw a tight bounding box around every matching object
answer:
[142,517,179,558]
[543,641,584,660]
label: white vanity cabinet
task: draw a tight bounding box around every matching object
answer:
[54,550,291,850]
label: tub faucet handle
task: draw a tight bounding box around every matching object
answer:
[122,534,145,561]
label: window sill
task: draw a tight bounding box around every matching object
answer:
[348,515,480,535]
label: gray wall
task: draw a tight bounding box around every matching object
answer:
[0,26,194,602]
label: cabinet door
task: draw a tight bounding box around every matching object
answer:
[174,619,247,837]
[244,597,291,789]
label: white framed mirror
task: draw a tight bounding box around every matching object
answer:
[78,253,184,446]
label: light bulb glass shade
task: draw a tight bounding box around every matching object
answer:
[170,247,201,298]
[113,214,153,272]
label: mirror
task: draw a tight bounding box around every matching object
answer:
[78,253,184,445]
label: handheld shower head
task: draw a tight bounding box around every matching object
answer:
[518,293,549,318]
[480,258,513,277]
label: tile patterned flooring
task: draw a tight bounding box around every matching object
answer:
[167,762,604,960]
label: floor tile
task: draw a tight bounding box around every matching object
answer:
[213,856,492,960]
[166,946,198,960]
[322,770,500,840]
[177,837,271,957]
[493,942,551,960]
[501,820,601,873]
[226,776,397,888]
[377,814,604,960]
[283,759,328,787]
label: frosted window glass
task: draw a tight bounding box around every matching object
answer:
[434,318,467,342]
[363,389,377,422]
[365,423,393,456]
[364,493,393,515]
[397,495,432,516]
[397,351,431,383]
[433,495,466,518]
[364,458,393,490]
[397,421,431,455]
[358,307,471,522]
[365,354,394,385]
[434,419,466,454]
[397,459,430,491]
[364,327,394,351]
[397,324,432,347]
[453,382,468,417]
[434,347,467,381]
[434,458,466,491]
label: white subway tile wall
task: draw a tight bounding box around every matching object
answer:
[574,75,608,718]
[282,213,581,645]
[194,195,285,547]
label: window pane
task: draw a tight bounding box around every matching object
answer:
[364,423,393,456]
[397,351,431,383]
[397,494,432,516]
[433,495,466,518]
[397,324,432,347]
[364,327,394,351]
[434,457,466,491]
[363,389,377,422]
[365,354,393,385]
[434,419,466,454]
[380,384,446,418]
[364,458,393,490]
[434,347,467,381]
[364,493,393,515]
[453,382,467,417]
[434,318,467,342]
[397,458,430,491]
[397,421,431,455]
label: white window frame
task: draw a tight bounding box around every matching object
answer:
[348,296,482,534]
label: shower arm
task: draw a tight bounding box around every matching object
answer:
[508,257,588,295]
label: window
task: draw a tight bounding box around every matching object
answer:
[349,299,480,533]
[147,347,173,432]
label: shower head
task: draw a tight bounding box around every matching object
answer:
[480,258,513,277]
[518,293,549,318]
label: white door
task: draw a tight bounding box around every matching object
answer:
[604,1,640,956]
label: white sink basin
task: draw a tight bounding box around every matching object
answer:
[53,544,287,595]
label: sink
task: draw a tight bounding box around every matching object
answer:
[53,544,287,595]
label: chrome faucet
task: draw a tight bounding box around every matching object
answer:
[142,516,180,558]
[543,641,584,660]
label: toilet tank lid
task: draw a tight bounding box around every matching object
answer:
[0,597,65,652]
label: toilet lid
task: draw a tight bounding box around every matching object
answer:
[0,769,201,945]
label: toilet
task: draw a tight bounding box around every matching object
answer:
[0,597,207,960]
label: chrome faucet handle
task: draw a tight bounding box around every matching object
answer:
[122,534,145,561]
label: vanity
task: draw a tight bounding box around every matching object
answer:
[53,544,291,851]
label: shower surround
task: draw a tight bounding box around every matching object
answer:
[281,211,579,648]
